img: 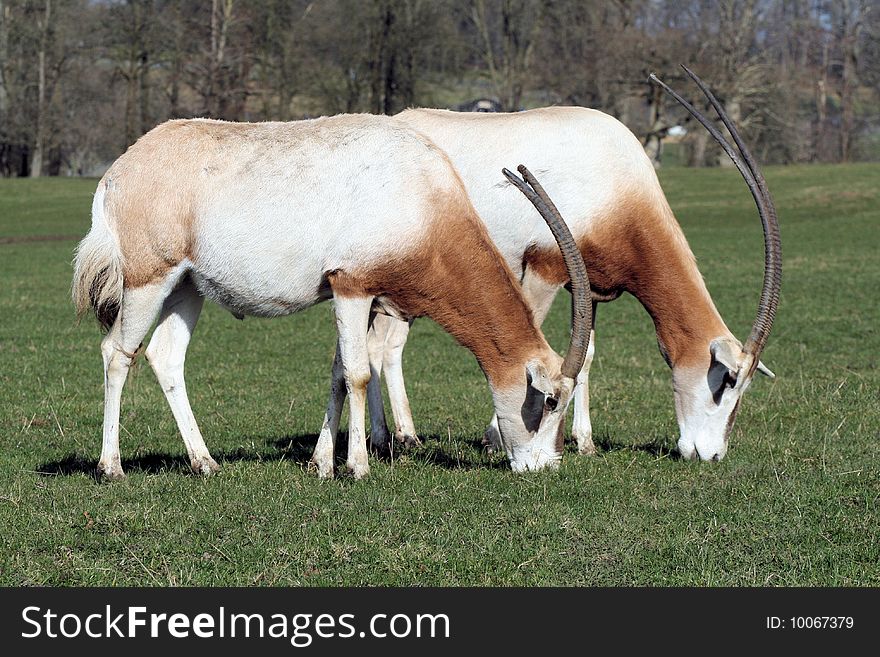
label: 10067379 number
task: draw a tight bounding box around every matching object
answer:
[766,616,854,630]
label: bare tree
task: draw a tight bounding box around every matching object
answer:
[2,0,880,176]
[836,0,867,161]
[469,0,543,110]
[252,0,312,120]
[0,0,8,119]
[105,0,157,147]
[206,0,233,116]
[30,0,52,176]
[0,0,34,176]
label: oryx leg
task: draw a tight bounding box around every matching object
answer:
[144,278,219,475]
[312,341,346,479]
[366,314,392,453]
[572,302,597,455]
[331,295,374,479]
[367,314,418,450]
[382,316,418,446]
[483,269,560,451]
[98,280,172,480]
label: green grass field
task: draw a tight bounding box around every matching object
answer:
[0,163,877,586]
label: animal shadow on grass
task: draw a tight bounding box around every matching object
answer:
[36,431,504,478]
[586,432,681,460]
[270,432,507,472]
[36,434,322,480]
[399,434,509,471]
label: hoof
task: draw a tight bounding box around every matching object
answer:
[369,433,393,458]
[575,433,597,456]
[96,462,126,481]
[343,460,370,480]
[310,458,335,480]
[482,425,502,453]
[395,433,422,448]
[191,456,221,476]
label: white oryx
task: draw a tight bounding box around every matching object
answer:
[72,113,592,480]
[361,67,781,462]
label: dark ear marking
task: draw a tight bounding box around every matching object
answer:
[712,369,738,405]
[723,370,738,389]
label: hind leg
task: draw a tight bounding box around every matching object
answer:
[366,314,392,454]
[98,281,170,480]
[312,341,346,479]
[367,314,418,452]
[144,279,218,475]
[382,317,419,447]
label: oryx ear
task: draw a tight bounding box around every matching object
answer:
[526,360,560,411]
[526,360,553,394]
[709,337,741,375]
[757,361,776,378]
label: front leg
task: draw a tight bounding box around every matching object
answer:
[332,295,374,480]
[572,326,597,455]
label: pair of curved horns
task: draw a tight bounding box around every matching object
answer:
[503,165,592,380]
[505,67,780,378]
[649,66,781,372]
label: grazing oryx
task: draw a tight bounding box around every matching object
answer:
[72,112,592,480]
[363,67,781,462]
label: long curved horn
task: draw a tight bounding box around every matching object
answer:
[649,67,781,371]
[503,165,591,379]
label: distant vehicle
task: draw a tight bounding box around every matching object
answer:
[456,98,502,113]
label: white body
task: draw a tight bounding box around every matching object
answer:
[73,114,582,479]
[362,106,773,461]
[178,122,435,316]
[402,107,651,276]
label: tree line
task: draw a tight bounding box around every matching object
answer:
[1,0,878,177]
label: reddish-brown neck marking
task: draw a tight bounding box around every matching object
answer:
[524,190,728,369]
[331,190,548,388]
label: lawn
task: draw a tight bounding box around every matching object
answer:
[0,163,877,586]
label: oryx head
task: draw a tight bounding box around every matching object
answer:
[652,67,782,462]
[494,166,592,472]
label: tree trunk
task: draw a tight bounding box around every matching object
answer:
[0,0,8,124]
[169,54,181,118]
[718,98,741,168]
[642,84,667,169]
[814,39,829,162]
[167,2,183,117]
[397,0,417,112]
[688,129,709,168]
[839,0,862,162]
[643,132,663,169]
[124,66,138,147]
[369,4,393,114]
[472,0,500,105]
[30,0,52,178]
[207,0,233,117]
[139,50,150,133]
[383,48,397,115]
[207,0,218,115]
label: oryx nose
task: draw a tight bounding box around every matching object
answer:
[711,453,720,462]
